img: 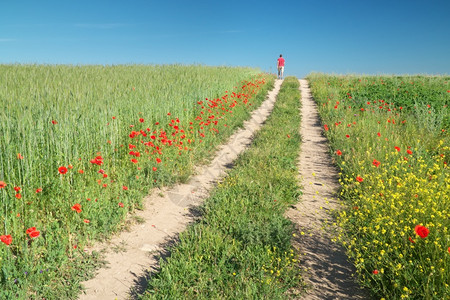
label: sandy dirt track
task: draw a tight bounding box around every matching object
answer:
[286,79,369,299]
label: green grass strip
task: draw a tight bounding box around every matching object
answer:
[143,77,302,299]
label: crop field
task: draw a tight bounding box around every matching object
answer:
[307,74,449,299]
[0,64,273,298]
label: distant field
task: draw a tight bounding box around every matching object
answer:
[0,64,272,298]
[308,74,449,299]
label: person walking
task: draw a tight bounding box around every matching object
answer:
[277,54,285,79]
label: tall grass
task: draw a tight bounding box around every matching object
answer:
[0,64,273,298]
[307,73,449,299]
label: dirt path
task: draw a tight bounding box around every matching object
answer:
[79,80,283,300]
[286,79,369,299]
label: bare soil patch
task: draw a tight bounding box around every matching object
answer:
[286,79,369,299]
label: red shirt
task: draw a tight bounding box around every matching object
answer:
[277,57,285,67]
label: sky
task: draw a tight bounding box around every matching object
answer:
[1,0,449,78]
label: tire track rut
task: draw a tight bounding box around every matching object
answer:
[287,79,369,299]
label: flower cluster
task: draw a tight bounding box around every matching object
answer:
[309,74,449,299]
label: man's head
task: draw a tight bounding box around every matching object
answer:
[280,54,283,57]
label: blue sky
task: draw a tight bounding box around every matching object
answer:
[1,0,449,78]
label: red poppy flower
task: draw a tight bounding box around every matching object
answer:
[26,227,40,238]
[90,156,103,166]
[29,230,40,238]
[78,169,84,174]
[356,176,364,182]
[407,149,413,155]
[408,236,415,243]
[139,118,144,123]
[0,181,6,189]
[131,159,138,164]
[372,270,379,275]
[336,150,342,156]
[414,225,429,238]
[377,132,381,137]
[152,167,157,171]
[156,158,162,164]
[346,134,350,138]
[71,203,82,213]
[129,151,140,157]
[0,234,12,245]
[372,159,381,167]
[129,131,139,138]
[35,188,42,193]
[51,120,58,124]
[324,124,329,131]
[58,166,68,174]
[394,146,400,152]
[17,153,24,159]
[14,186,21,192]
[15,193,21,199]
[122,186,128,190]
[83,219,90,224]
[26,227,36,234]
[118,202,124,208]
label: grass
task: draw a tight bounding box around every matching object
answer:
[307,73,449,299]
[143,77,303,299]
[0,64,273,299]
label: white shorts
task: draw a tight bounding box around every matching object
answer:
[278,66,284,73]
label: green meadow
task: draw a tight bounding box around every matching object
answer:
[308,74,449,299]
